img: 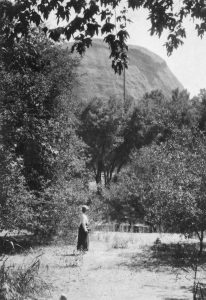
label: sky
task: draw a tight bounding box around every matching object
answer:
[47,4,206,97]
[126,8,206,97]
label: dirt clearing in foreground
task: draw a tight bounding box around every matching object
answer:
[6,232,201,300]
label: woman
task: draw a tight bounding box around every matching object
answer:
[77,205,89,252]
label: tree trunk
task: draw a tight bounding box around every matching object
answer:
[95,161,102,184]
[197,230,204,257]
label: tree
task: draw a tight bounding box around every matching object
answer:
[194,89,206,131]
[124,90,169,148]
[166,89,198,129]
[0,145,35,231]
[80,89,197,187]
[103,167,145,224]
[80,97,126,185]
[129,128,206,255]
[130,89,198,145]
[121,89,196,160]
[0,26,89,237]
[0,28,80,191]
[1,0,206,74]
[104,90,201,230]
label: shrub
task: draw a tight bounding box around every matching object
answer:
[0,26,89,240]
[0,256,48,300]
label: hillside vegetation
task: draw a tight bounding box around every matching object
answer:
[70,39,183,101]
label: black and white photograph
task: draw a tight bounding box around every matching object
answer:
[1,0,206,299]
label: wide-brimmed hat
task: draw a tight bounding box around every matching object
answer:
[82,205,89,210]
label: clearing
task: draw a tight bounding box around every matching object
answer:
[6,232,204,300]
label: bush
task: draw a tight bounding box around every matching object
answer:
[0,27,90,240]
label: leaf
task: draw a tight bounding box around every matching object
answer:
[67,0,87,14]
[84,1,99,20]
[101,22,115,34]
[100,9,113,21]
[49,27,64,41]
[70,16,85,32]
[103,33,115,47]
[30,11,42,26]
[71,36,92,55]
[117,29,130,43]
[128,0,144,9]
[42,26,48,34]
[86,23,100,36]
[57,4,66,22]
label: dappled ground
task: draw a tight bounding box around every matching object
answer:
[3,232,206,300]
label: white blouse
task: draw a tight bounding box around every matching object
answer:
[80,213,89,232]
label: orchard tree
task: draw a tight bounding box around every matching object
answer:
[122,89,196,156]
[1,0,206,74]
[105,126,206,253]
[129,89,198,145]
[103,167,145,224]
[130,128,206,255]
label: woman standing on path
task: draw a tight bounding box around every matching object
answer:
[77,205,90,252]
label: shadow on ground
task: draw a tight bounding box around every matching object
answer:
[116,240,206,300]
[0,234,56,255]
[118,241,206,272]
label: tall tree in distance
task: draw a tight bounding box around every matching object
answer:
[79,89,197,187]
[80,97,126,185]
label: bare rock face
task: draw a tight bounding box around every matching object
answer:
[70,39,183,102]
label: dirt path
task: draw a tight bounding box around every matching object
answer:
[7,232,195,300]
[37,233,194,300]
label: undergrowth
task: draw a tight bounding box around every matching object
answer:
[0,255,49,300]
[111,236,129,249]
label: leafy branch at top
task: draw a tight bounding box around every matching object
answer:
[1,0,206,74]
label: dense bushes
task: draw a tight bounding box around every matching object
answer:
[0,27,89,239]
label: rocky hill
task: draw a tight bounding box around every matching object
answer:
[69,39,183,102]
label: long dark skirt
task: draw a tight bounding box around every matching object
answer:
[77,224,89,251]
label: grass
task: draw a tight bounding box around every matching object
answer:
[92,231,188,249]
[97,232,206,299]
[0,255,49,300]
[58,250,84,268]
[111,236,129,249]
[92,231,170,250]
[1,232,204,300]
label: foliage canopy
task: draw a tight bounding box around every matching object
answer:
[0,27,88,237]
[1,0,206,74]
